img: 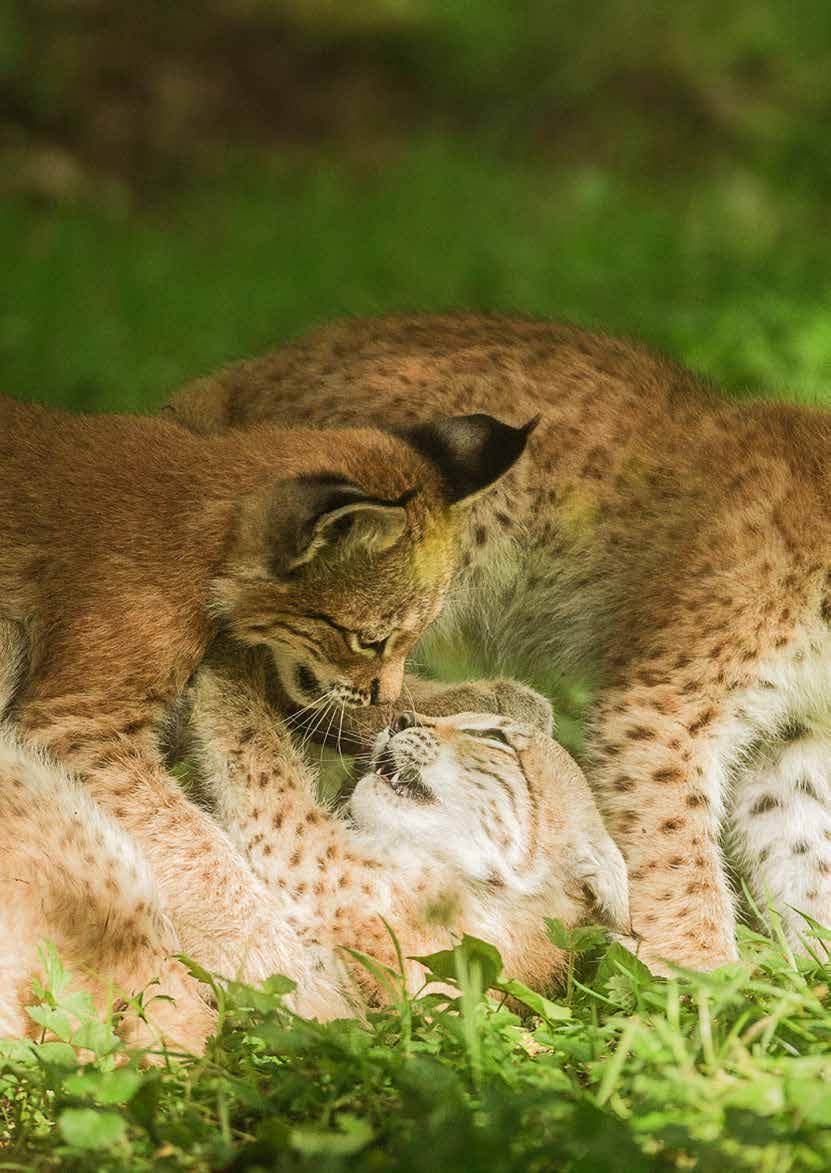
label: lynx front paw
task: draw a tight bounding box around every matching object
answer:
[460,678,554,735]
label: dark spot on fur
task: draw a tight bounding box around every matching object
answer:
[653,766,684,783]
[796,776,820,800]
[475,525,488,546]
[750,794,782,816]
[688,707,717,736]
[626,725,655,741]
[792,841,810,855]
[781,720,808,743]
[686,792,709,808]
[661,818,684,833]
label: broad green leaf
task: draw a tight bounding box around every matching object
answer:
[58,989,97,1020]
[65,1067,142,1104]
[127,1077,161,1135]
[262,974,297,996]
[58,1108,126,1150]
[71,1018,121,1057]
[413,935,503,991]
[545,918,608,954]
[290,1114,372,1156]
[595,942,654,992]
[26,1004,73,1041]
[0,1038,37,1066]
[497,978,571,1021]
[35,1041,78,1069]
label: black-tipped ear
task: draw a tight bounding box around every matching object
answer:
[268,477,409,576]
[399,413,539,508]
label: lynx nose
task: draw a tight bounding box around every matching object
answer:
[392,712,417,734]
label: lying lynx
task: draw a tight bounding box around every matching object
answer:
[0,657,627,1051]
[167,312,831,972]
[0,394,531,992]
[188,650,629,1004]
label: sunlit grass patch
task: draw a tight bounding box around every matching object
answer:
[5,922,831,1170]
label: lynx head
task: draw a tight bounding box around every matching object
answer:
[349,711,629,932]
[213,414,536,710]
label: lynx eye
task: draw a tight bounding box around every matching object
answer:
[349,630,394,658]
[309,611,392,657]
[466,727,513,748]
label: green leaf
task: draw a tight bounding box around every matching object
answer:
[71,1018,121,1057]
[789,907,831,941]
[58,989,97,1020]
[341,947,401,1000]
[65,1067,142,1104]
[290,1114,373,1156]
[0,1038,37,1067]
[35,1041,78,1069]
[545,918,608,954]
[27,1003,73,1042]
[175,955,217,987]
[496,978,571,1021]
[413,935,503,991]
[595,942,654,993]
[58,1108,126,1150]
[38,941,71,998]
[262,973,297,996]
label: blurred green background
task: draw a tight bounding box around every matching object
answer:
[4,0,831,414]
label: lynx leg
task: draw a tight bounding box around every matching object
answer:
[187,654,359,1020]
[0,730,215,1053]
[731,731,831,946]
[588,680,738,974]
[13,692,311,993]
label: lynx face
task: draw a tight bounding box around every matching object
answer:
[214,414,538,711]
[349,711,630,928]
[263,530,455,710]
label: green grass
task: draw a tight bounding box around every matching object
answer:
[7,923,831,1170]
[4,143,831,415]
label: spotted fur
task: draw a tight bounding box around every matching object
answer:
[166,313,831,971]
[0,656,627,1049]
[187,650,629,1008]
[0,394,528,992]
[0,728,215,1054]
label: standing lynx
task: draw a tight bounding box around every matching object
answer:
[167,313,831,973]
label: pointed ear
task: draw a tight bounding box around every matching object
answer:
[267,478,409,575]
[399,413,539,509]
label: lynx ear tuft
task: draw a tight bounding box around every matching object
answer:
[399,413,538,508]
[268,477,409,575]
